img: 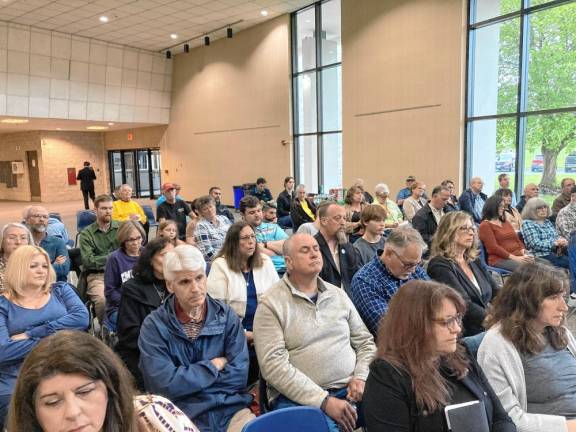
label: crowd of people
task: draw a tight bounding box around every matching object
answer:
[1,173,576,432]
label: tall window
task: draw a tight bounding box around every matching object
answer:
[291,0,342,193]
[466,0,576,203]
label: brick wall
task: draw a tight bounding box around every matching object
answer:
[0,131,41,201]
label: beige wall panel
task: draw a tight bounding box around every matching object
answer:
[167,15,292,205]
[104,126,167,151]
[342,0,467,196]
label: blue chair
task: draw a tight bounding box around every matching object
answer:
[142,205,159,237]
[478,241,512,277]
[462,331,486,359]
[242,406,330,432]
[75,210,97,244]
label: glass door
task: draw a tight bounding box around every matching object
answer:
[108,148,161,198]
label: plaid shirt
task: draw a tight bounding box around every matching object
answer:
[193,215,231,261]
[521,219,558,257]
[556,202,576,240]
[350,254,429,335]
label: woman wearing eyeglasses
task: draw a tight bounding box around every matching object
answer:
[363,280,515,432]
[428,212,498,337]
[0,223,33,294]
[206,221,279,384]
[478,263,576,432]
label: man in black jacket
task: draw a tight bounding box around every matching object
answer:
[412,185,451,253]
[77,161,97,209]
[314,202,361,295]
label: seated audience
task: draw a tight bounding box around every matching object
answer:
[0,246,88,426]
[478,263,576,432]
[363,280,515,432]
[552,178,575,215]
[441,179,460,211]
[396,175,416,208]
[296,201,325,236]
[8,330,199,432]
[262,202,278,224]
[157,183,193,240]
[479,196,533,272]
[315,202,360,294]
[498,173,517,207]
[354,205,386,266]
[116,238,174,390]
[412,185,450,250]
[207,222,279,384]
[78,194,119,323]
[193,195,231,263]
[25,205,69,282]
[254,233,376,432]
[344,186,367,242]
[353,178,373,203]
[210,186,235,224]
[138,245,254,432]
[373,183,404,228]
[428,211,498,337]
[112,184,148,236]
[0,223,33,293]
[350,226,429,336]
[495,188,523,231]
[556,185,576,241]
[521,198,569,270]
[104,221,144,331]
[156,183,183,206]
[290,184,317,231]
[46,215,70,245]
[402,181,427,223]
[240,196,288,274]
[251,177,273,203]
[158,219,186,246]
[276,176,295,228]
[516,183,539,214]
[459,176,487,224]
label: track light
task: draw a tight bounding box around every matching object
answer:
[227,27,233,38]
[166,50,171,59]
[204,36,210,46]
[184,44,189,53]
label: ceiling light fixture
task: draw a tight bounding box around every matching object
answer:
[204,36,210,46]
[170,33,178,40]
[86,126,109,131]
[99,16,109,23]
[227,27,233,38]
[1,118,29,124]
[260,10,269,16]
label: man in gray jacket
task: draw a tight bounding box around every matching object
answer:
[253,233,376,432]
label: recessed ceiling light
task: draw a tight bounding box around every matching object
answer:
[108,122,115,126]
[1,118,29,124]
[86,125,109,131]
[99,16,109,23]
[170,33,178,40]
[56,128,62,130]
[260,10,269,16]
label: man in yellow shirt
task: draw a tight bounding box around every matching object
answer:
[112,184,148,237]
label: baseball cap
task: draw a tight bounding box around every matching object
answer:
[162,183,176,192]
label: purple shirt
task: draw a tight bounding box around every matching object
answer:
[104,248,139,320]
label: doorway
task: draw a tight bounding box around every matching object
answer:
[26,151,41,201]
[108,149,161,198]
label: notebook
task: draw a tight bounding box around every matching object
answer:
[444,400,490,432]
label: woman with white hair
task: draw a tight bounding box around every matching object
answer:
[0,223,33,293]
[138,244,254,432]
[373,183,404,229]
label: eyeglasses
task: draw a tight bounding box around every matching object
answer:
[433,314,463,330]
[458,225,476,233]
[126,236,142,243]
[239,234,256,241]
[6,235,29,243]
[30,214,49,219]
[390,249,421,270]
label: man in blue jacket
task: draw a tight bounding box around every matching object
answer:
[138,244,254,432]
[459,177,488,224]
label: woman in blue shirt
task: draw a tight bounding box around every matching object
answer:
[0,245,88,426]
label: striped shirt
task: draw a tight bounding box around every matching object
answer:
[175,300,206,341]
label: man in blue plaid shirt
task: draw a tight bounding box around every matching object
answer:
[350,226,429,336]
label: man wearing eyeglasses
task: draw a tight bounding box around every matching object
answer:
[350,226,429,336]
[24,205,69,282]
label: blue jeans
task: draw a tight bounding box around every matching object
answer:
[278,215,293,228]
[271,388,363,432]
[0,393,11,429]
[106,311,118,332]
[568,233,576,294]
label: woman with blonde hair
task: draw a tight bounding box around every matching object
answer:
[0,245,88,426]
[402,181,428,222]
[428,211,498,336]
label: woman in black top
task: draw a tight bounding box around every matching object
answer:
[428,211,497,337]
[363,280,515,432]
[115,237,174,390]
[276,176,295,228]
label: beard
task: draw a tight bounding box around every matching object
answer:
[336,230,348,245]
[31,224,47,233]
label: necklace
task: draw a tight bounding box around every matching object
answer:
[152,281,166,304]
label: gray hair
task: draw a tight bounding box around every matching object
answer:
[384,225,428,252]
[374,183,390,195]
[521,197,550,220]
[295,184,306,193]
[0,223,34,254]
[163,244,206,281]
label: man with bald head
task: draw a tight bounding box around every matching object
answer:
[516,183,540,214]
[254,233,376,432]
[459,177,487,223]
[25,205,69,281]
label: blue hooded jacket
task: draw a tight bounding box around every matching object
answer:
[138,294,252,432]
